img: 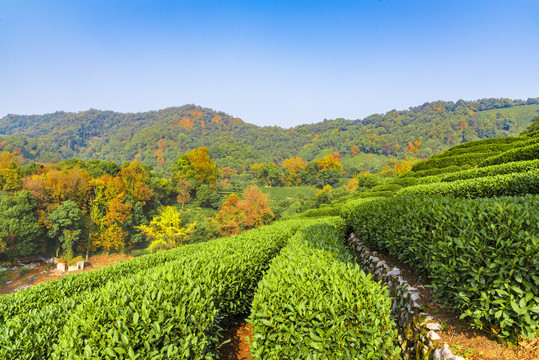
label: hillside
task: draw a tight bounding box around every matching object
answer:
[1,98,538,174]
[2,120,539,359]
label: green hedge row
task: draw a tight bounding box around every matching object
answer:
[0,218,325,359]
[443,136,523,152]
[386,177,419,187]
[412,152,498,172]
[355,190,395,199]
[401,165,464,178]
[284,206,342,219]
[344,195,539,341]
[442,159,539,182]
[479,142,539,167]
[249,221,401,359]
[370,183,403,193]
[397,169,539,198]
[430,142,516,160]
[0,244,202,325]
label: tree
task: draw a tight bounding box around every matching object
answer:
[196,184,221,209]
[214,194,244,237]
[176,179,192,208]
[239,186,274,229]
[523,115,539,134]
[171,147,218,190]
[138,206,196,252]
[315,184,333,204]
[406,139,421,154]
[0,191,42,257]
[283,156,308,185]
[250,163,283,187]
[119,160,152,204]
[0,152,22,191]
[93,197,132,253]
[47,200,83,259]
[317,152,344,172]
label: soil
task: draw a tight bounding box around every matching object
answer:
[219,315,253,360]
[0,253,133,295]
[368,245,539,360]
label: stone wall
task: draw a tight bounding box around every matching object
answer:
[348,233,464,360]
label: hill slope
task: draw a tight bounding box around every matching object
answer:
[1,98,538,173]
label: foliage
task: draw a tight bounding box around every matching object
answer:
[214,193,244,237]
[397,169,539,198]
[249,221,400,359]
[138,206,196,253]
[196,184,221,209]
[1,100,537,174]
[171,146,218,190]
[344,195,539,341]
[213,186,274,236]
[47,200,83,258]
[0,218,320,359]
[0,191,42,257]
[441,158,539,182]
[479,141,539,167]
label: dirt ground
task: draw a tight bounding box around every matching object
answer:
[0,253,133,295]
[219,316,253,360]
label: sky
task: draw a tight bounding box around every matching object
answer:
[0,0,538,127]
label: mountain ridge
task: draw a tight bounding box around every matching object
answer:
[1,98,538,173]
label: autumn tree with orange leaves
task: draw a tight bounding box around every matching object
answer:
[213,185,273,236]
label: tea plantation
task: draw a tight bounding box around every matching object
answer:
[1,130,539,358]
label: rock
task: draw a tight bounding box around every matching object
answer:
[427,330,441,341]
[426,322,442,331]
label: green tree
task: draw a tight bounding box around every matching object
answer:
[0,191,42,257]
[47,200,83,258]
[196,184,221,209]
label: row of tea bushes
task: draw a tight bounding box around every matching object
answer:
[344,195,539,341]
[0,244,202,325]
[479,142,539,167]
[249,221,401,359]
[397,169,539,198]
[411,152,496,172]
[429,142,516,160]
[1,218,325,359]
[400,165,464,179]
[441,159,539,182]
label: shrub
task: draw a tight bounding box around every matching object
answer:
[397,169,539,198]
[479,142,539,167]
[412,152,497,172]
[249,222,400,359]
[344,195,539,341]
[442,159,539,182]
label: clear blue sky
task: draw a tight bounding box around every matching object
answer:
[0,0,538,127]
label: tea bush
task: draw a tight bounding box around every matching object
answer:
[345,195,539,341]
[1,218,332,359]
[397,169,539,198]
[442,159,539,182]
[249,221,400,359]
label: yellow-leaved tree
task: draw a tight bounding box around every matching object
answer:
[137,206,196,253]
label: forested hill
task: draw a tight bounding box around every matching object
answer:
[1,98,538,173]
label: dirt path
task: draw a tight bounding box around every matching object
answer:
[219,316,253,360]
